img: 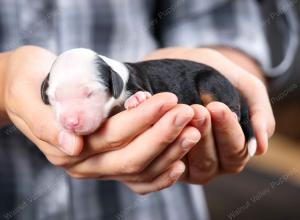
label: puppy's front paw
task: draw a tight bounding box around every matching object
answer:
[124,91,152,110]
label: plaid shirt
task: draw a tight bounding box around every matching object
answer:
[0,0,298,220]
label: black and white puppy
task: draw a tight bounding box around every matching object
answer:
[41,48,257,156]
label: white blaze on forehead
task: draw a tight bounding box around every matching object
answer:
[50,48,100,83]
[47,48,104,100]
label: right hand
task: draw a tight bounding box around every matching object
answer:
[1,46,201,194]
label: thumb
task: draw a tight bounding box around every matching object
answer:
[6,79,84,156]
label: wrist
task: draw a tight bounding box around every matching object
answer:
[212,47,266,85]
[0,51,12,126]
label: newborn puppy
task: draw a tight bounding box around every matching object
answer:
[41,48,257,156]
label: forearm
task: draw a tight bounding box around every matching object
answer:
[0,52,12,126]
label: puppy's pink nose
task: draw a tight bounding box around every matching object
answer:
[63,116,81,130]
[66,117,79,126]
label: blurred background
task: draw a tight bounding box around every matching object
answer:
[0,1,299,220]
[204,2,300,219]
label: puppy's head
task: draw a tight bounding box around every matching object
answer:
[41,48,128,135]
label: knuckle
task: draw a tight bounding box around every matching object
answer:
[106,136,124,150]
[192,157,217,174]
[223,147,248,164]
[160,135,177,146]
[119,161,145,175]
[216,145,246,164]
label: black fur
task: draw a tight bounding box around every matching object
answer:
[41,72,50,104]
[125,59,254,142]
[95,56,124,98]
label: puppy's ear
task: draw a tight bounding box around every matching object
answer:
[41,73,50,104]
[96,55,124,98]
[110,69,124,98]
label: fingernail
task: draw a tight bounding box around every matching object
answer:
[247,138,257,157]
[169,163,185,179]
[181,138,198,149]
[58,131,76,155]
[174,115,190,127]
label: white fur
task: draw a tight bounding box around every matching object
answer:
[47,48,130,106]
[47,48,106,101]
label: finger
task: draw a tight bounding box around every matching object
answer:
[67,104,194,176]
[234,73,275,155]
[124,161,185,195]
[207,102,249,173]
[120,126,200,182]
[85,92,178,153]
[198,52,275,155]
[251,112,271,155]
[182,105,218,183]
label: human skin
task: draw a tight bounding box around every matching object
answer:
[0,46,275,194]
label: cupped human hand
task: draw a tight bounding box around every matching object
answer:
[1,46,202,194]
[144,47,275,184]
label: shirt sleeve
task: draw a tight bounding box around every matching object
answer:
[157,0,299,79]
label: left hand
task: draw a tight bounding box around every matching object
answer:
[145,47,275,184]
